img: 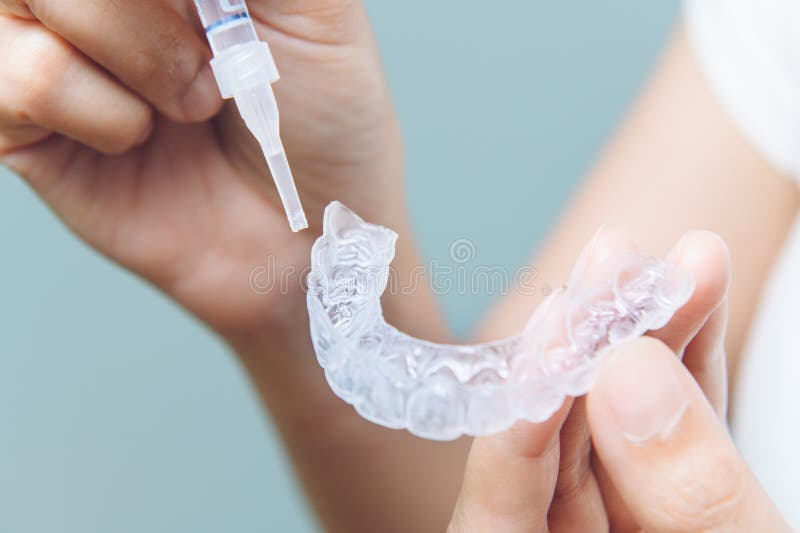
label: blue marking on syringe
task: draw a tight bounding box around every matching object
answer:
[204,12,250,34]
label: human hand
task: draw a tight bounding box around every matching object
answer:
[0,0,405,335]
[582,335,791,532]
[448,229,790,531]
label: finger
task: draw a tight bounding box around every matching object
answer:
[683,298,729,417]
[566,225,640,287]
[588,337,791,532]
[546,225,640,532]
[0,17,153,156]
[650,230,731,355]
[0,0,32,18]
[591,452,638,533]
[547,398,608,532]
[448,402,570,533]
[21,0,221,122]
[592,232,732,531]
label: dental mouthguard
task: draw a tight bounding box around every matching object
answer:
[307,202,694,440]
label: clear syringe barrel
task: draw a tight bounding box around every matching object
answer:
[193,0,308,232]
[194,0,258,55]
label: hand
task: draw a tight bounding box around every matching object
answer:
[0,0,406,335]
[0,7,459,529]
[448,229,789,531]
[584,336,790,532]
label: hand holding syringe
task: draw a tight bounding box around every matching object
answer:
[193,0,308,232]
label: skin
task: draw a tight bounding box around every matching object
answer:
[449,227,788,531]
[1,0,797,531]
[467,26,799,532]
[450,335,793,532]
[0,1,465,531]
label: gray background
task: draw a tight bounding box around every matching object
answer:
[0,2,678,531]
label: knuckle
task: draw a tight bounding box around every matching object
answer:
[128,48,164,90]
[554,450,592,501]
[657,450,748,530]
[554,419,593,501]
[269,0,365,44]
[101,112,153,156]
[129,29,196,101]
[305,0,359,23]
[10,28,72,117]
[278,0,357,21]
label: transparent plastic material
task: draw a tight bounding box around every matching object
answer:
[307,202,695,440]
[193,0,308,232]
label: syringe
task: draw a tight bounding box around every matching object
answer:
[193,0,308,232]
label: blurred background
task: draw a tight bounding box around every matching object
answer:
[0,2,679,531]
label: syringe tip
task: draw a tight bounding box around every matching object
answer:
[289,210,309,232]
[265,150,308,232]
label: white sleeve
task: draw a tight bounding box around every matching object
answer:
[684,0,800,181]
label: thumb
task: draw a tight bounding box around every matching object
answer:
[587,337,790,532]
[448,403,571,533]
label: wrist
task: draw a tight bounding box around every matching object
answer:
[224,322,348,435]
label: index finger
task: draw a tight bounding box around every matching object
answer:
[448,403,570,533]
[0,0,32,18]
[649,230,731,355]
[14,0,222,122]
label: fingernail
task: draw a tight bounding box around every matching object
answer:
[603,341,689,443]
[568,225,608,287]
[181,65,221,121]
[666,233,690,264]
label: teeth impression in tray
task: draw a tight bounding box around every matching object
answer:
[307,202,694,440]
